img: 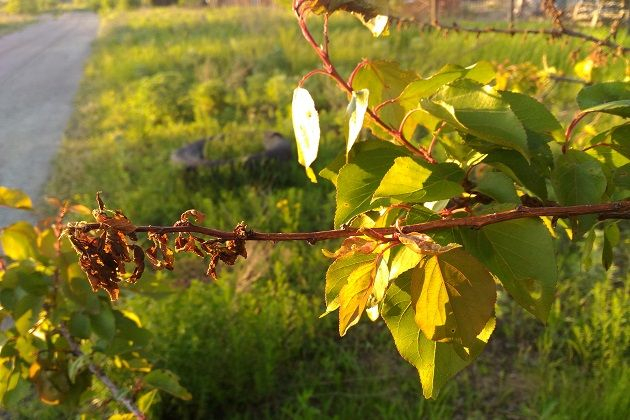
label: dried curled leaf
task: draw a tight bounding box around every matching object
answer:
[398,232,461,255]
[176,209,206,225]
[204,222,249,279]
[64,194,144,300]
[322,236,378,259]
[146,232,174,271]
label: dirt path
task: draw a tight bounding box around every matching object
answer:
[0,12,99,227]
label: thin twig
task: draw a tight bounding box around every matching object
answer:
[396,20,629,54]
[428,121,447,158]
[564,111,588,152]
[298,69,334,87]
[583,142,614,152]
[59,326,145,420]
[323,13,330,55]
[75,201,630,244]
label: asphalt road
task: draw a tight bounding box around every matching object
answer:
[0,13,99,227]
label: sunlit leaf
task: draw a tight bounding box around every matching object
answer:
[338,258,376,336]
[292,87,320,182]
[422,80,529,158]
[411,249,495,346]
[347,89,369,156]
[354,13,389,36]
[335,141,407,227]
[373,157,464,203]
[382,272,496,399]
[397,61,495,111]
[0,221,38,261]
[372,255,389,302]
[389,245,422,281]
[0,187,32,210]
[323,253,376,315]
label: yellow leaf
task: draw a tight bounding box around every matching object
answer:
[338,260,375,336]
[0,186,32,210]
[411,249,496,346]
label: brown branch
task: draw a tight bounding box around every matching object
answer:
[59,326,145,420]
[396,19,629,54]
[564,111,588,152]
[76,201,630,244]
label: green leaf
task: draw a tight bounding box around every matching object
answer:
[613,163,630,199]
[0,187,32,210]
[19,271,52,296]
[338,257,376,336]
[421,80,529,158]
[14,295,44,336]
[335,141,407,227]
[411,249,496,346]
[70,313,92,339]
[389,245,422,281]
[137,389,160,414]
[90,306,116,341]
[483,149,549,199]
[0,222,38,261]
[68,354,90,383]
[500,91,563,139]
[324,253,376,315]
[319,151,346,187]
[552,150,606,205]
[292,87,320,182]
[397,62,495,111]
[581,100,630,118]
[472,170,520,204]
[373,158,464,203]
[347,89,369,155]
[144,369,192,400]
[602,222,620,271]
[461,218,557,321]
[352,60,418,108]
[382,272,496,399]
[577,81,630,111]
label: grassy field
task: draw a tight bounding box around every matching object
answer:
[0,12,33,36]
[43,6,629,419]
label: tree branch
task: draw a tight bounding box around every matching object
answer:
[75,201,630,244]
[396,20,629,54]
[59,326,145,420]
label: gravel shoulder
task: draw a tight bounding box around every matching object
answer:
[0,12,99,226]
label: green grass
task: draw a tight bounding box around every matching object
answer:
[0,12,34,36]
[44,6,629,418]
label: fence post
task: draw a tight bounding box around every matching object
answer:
[509,0,515,28]
[430,0,439,25]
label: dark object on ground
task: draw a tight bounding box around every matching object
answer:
[171,132,292,169]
